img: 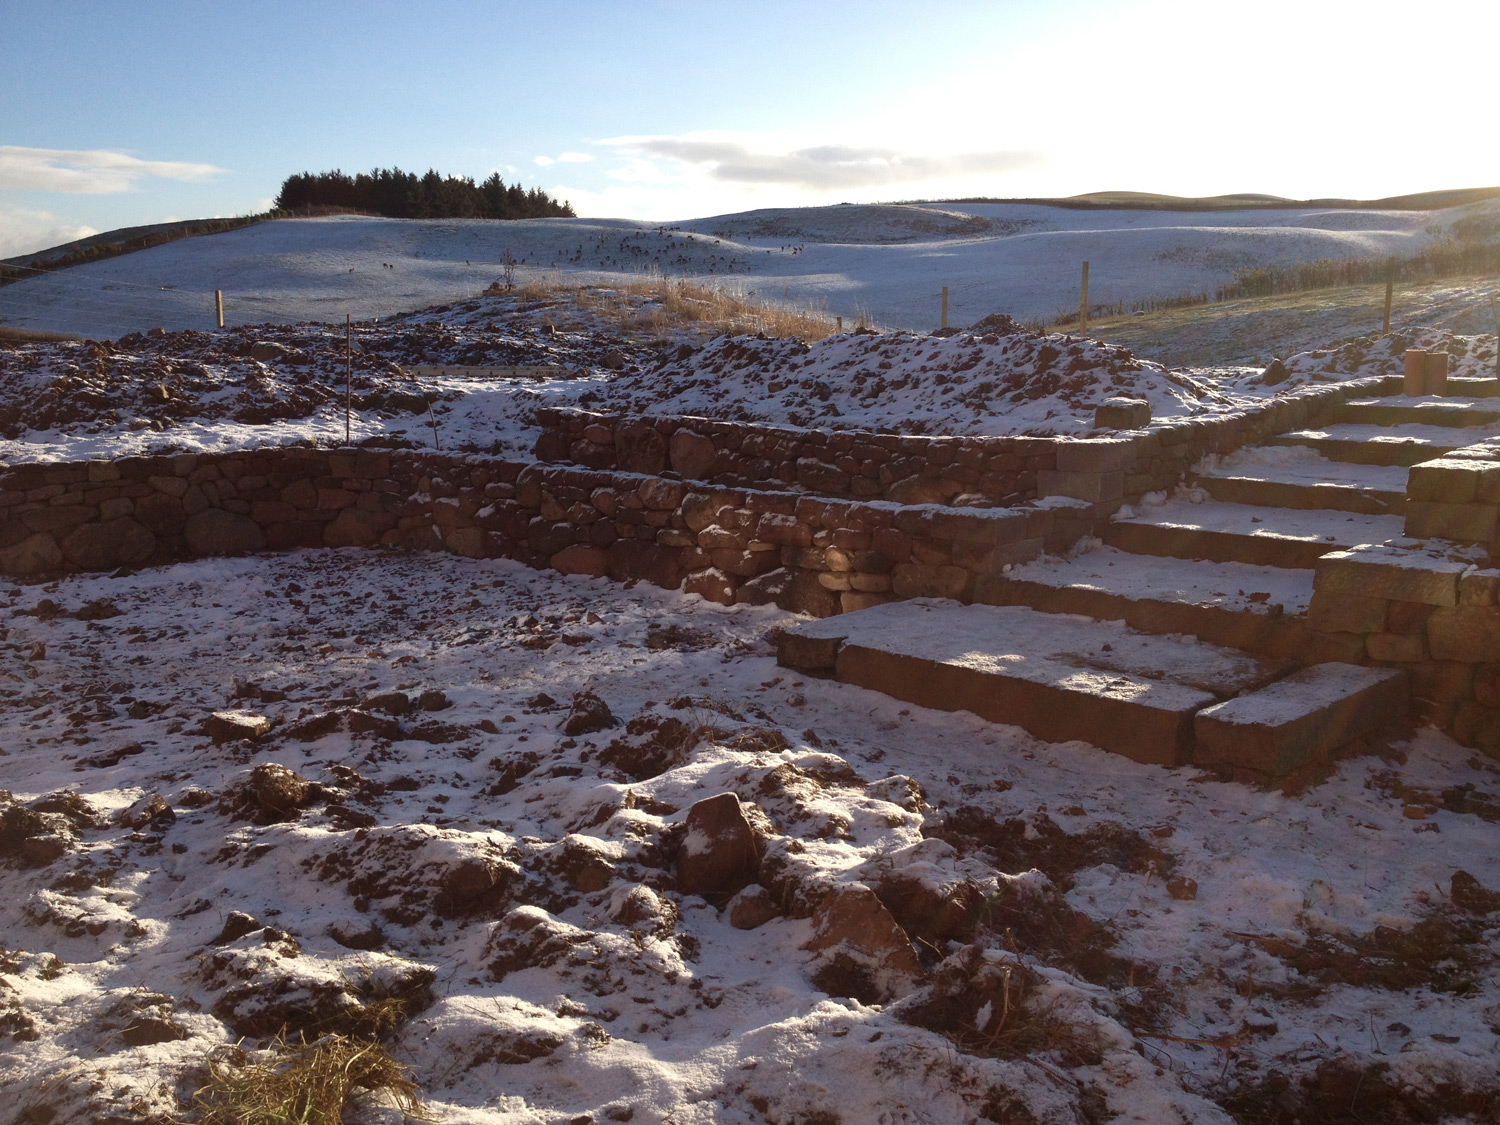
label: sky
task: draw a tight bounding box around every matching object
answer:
[2,0,1496,258]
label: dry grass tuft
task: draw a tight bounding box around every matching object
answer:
[180,1033,427,1124]
[491,274,841,342]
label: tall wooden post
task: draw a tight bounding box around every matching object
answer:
[1382,258,1394,335]
[1079,262,1090,334]
[214,290,224,329]
[345,314,352,447]
[941,286,949,330]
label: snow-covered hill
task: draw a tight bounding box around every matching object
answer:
[2,196,1495,341]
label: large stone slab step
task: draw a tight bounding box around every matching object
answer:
[1265,421,1500,467]
[1198,452,1407,515]
[1103,498,1404,570]
[778,600,1292,767]
[1336,398,1500,428]
[1196,663,1408,777]
[778,601,1405,774]
[971,547,1360,662]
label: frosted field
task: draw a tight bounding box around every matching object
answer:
[2,197,1496,342]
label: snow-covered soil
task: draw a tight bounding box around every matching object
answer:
[3,551,1500,1124]
[5,290,1495,468]
[3,197,1497,343]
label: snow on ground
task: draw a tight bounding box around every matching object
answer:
[3,197,1496,342]
[3,289,1497,469]
[2,551,1499,1124]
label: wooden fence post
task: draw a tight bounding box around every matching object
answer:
[1382,259,1393,335]
[215,290,224,329]
[836,316,843,333]
[1080,262,1090,334]
[941,286,949,330]
[345,314,352,447]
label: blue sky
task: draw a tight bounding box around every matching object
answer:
[2,0,1494,256]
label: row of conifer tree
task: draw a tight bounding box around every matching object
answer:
[273,167,574,220]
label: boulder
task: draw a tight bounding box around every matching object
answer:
[184,508,265,556]
[1093,397,1152,430]
[727,884,780,930]
[248,762,312,819]
[562,691,616,736]
[249,341,291,362]
[676,793,760,900]
[204,710,271,743]
[616,421,668,475]
[805,883,923,1000]
[59,518,154,570]
[0,532,62,576]
[551,544,608,577]
[670,430,718,479]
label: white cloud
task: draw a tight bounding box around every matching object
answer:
[0,146,224,194]
[602,133,1038,192]
[536,152,594,168]
[0,206,98,258]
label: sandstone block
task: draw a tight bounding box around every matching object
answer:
[676,793,759,900]
[683,567,737,606]
[1093,398,1151,430]
[1194,664,1407,776]
[669,430,718,479]
[60,518,154,570]
[551,544,608,576]
[1315,546,1465,606]
[1405,501,1497,544]
[322,509,395,548]
[184,508,266,556]
[0,532,62,576]
[1427,605,1500,663]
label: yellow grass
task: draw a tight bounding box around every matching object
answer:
[494,274,842,342]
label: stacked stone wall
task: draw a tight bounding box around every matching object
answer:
[1310,545,1500,754]
[0,449,1054,619]
[536,374,1392,511]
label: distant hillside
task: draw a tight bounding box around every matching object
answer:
[932,185,1500,212]
[0,215,272,286]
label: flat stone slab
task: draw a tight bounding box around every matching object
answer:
[1105,499,1402,570]
[1195,663,1408,776]
[780,600,1292,767]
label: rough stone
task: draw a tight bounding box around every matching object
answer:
[676,793,760,900]
[727,884,780,930]
[184,508,266,556]
[669,430,718,479]
[204,710,271,743]
[804,884,922,1000]
[0,532,62,576]
[551,544,608,576]
[59,517,155,570]
[563,691,616,736]
[1094,397,1151,430]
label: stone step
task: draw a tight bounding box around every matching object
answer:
[1336,398,1500,428]
[778,600,1403,775]
[971,547,1360,662]
[1198,452,1407,515]
[1196,663,1409,777]
[778,600,1293,767]
[1265,421,1500,467]
[1103,499,1404,570]
[1441,377,1500,399]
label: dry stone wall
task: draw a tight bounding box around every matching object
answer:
[1310,545,1500,755]
[536,375,1391,512]
[0,448,1058,619]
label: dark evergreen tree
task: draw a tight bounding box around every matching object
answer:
[273,166,574,220]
